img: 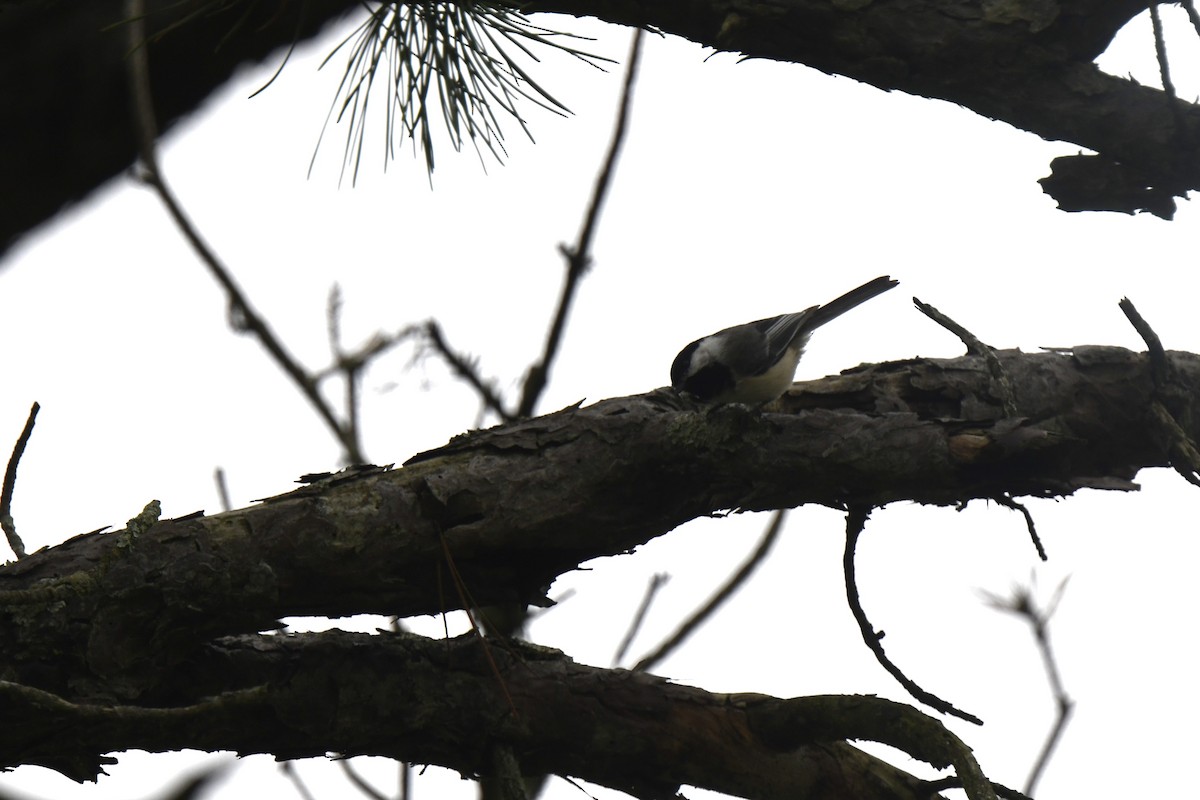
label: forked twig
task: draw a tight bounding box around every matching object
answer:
[983,579,1073,795]
[124,0,362,463]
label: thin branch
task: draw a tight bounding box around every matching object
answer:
[326,284,364,461]
[632,509,786,673]
[516,27,644,418]
[314,321,423,384]
[424,320,514,421]
[339,759,391,800]
[914,297,1017,417]
[1149,1,1176,99]
[993,495,1047,561]
[843,506,983,725]
[1119,297,1167,384]
[124,0,361,464]
[982,579,1074,796]
[1148,0,1187,138]
[280,761,320,800]
[1120,297,1200,486]
[1,401,39,559]
[612,572,669,667]
[213,467,232,513]
[1027,628,1072,793]
[1184,0,1200,39]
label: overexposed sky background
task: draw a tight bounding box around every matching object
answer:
[2,7,1200,800]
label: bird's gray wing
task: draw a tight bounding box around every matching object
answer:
[748,307,819,372]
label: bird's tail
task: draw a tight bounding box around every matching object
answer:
[804,275,898,331]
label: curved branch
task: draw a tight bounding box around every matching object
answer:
[0,629,981,799]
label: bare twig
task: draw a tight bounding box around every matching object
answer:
[632,510,786,673]
[326,284,364,459]
[1,401,39,559]
[213,468,232,513]
[1120,298,1200,486]
[313,329,419,384]
[157,762,234,800]
[1149,1,1177,98]
[124,0,361,464]
[424,321,514,421]
[516,27,645,418]
[1119,297,1167,383]
[1148,0,1187,137]
[993,495,1047,561]
[983,579,1073,795]
[843,506,983,725]
[280,761,320,800]
[1184,0,1200,38]
[339,759,391,800]
[612,572,670,666]
[914,297,1017,417]
[314,292,422,391]
[912,297,991,356]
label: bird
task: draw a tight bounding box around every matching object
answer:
[670,275,898,404]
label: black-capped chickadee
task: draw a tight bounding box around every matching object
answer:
[671,275,898,404]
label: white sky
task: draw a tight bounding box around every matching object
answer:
[2,7,1200,800]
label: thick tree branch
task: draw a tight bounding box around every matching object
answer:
[0,628,975,800]
[0,347,1190,700]
[526,0,1197,215]
[2,0,1195,259]
[1,346,1191,794]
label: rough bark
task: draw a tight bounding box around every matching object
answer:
[0,630,958,800]
[0,0,1191,259]
[0,347,1194,794]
